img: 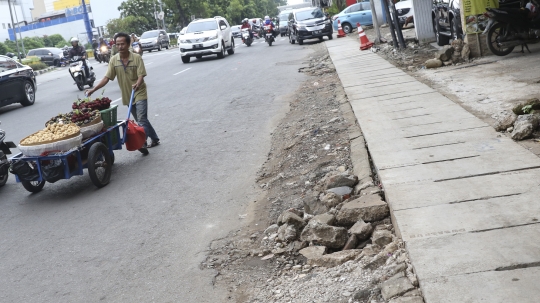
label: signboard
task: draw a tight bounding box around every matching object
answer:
[462,0,499,34]
[65,5,91,17]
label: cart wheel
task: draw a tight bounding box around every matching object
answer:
[88,142,112,188]
[21,180,45,193]
[110,152,115,166]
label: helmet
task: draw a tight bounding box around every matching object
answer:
[70,37,79,43]
[243,18,248,23]
[265,15,270,20]
[92,38,96,41]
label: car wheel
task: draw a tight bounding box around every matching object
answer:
[181,56,190,63]
[433,17,450,46]
[53,59,60,67]
[298,39,304,45]
[217,42,225,59]
[319,37,324,42]
[158,43,162,51]
[165,42,169,49]
[148,50,152,53]
[20,81,36,106]
[328,34,333,40]
[196,55,202,59]
[227,39,235,55]
[342,23,352,34]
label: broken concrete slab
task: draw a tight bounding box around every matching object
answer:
[349,220,374,240]
[300,221,348,248]
[336,194,389,225]
[381,276,416,300]
[307,249,362,267]
[299,246,326,259]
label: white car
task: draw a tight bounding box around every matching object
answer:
[395,0,414,28]
[178,16,235,63]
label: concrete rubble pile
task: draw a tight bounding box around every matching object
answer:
[424,39,471,69]
[250,169,424,303]
[493,98,540,140]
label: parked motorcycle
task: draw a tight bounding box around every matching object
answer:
[264,25,275,46]
[69,56,95,91]
[241,28,253,46]
[0,122,16,188]
[484,1,540,56]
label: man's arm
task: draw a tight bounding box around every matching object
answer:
[86,77,110,96]
[132,76,145,91]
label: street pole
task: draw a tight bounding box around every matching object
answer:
[81,0,93,42]
[159,0,166,32]
[153,0,159,29]
[7,0,22,62]
[369,0,382,43]
[13,1,26,57]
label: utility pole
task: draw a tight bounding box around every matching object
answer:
[81,0,93,42]
[153,0,159,29]
[13,0,26,56]
[369,0,382,43]
[159,0,166,32]
[7,0,22,62]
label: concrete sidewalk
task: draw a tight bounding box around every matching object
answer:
[326,38,540,302]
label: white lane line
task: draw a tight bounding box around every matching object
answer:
[172,54,180,57]
[37,83,41,86]
[173,68,191,76]
[146,62,154,65]
[111,97,122,104]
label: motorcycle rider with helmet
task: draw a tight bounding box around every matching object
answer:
[68,37,93,78]
[240,18,253,40]
[263,16,278,37]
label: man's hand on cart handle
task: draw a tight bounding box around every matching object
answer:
[132,76,144,91]
[86,77,111,98]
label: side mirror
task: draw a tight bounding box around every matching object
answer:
[325,13,329,17]
[220,25,227,30]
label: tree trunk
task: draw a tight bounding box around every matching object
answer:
[173,0,187,26]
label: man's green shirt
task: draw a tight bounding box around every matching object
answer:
[105,52,148,105]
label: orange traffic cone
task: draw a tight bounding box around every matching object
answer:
[357,22,373,50]
[337,20,346,38]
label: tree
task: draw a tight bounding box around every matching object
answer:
[0,42,13,55]
[48,34,67,47]
[106,16,153,36]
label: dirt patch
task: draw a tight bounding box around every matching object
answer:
[202,42,423,303]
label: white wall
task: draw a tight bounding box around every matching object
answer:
[0,2,25,42]
[17,19,90,46]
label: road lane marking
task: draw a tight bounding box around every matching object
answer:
[171,54,180,57]
[173,68,191,76]
[111,98,122,104]
[146,62,154,65]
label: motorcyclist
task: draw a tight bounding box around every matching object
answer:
[130,33,143,55]
[240,18,253,40]
[68,37,92,78]
[99,37,108,48]
[263,15,278,38]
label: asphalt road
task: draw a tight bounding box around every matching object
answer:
[0,37,315,302]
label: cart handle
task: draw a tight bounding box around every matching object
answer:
[121,89,136,145]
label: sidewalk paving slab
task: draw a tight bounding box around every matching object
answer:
[326,38,540,302]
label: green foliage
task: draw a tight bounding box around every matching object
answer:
[113,0,287,30]
[22,56,41,64]
[0,42,13,55]
[170,38,178,45]
[28,62,48,71]
[106,15,153,36]
[48,34,67,47]
[522,105,534,114]
[22,37,45,49]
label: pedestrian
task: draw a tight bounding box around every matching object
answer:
[85,32,160,152]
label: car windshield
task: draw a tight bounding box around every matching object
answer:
[279,14,289,22]
[231,26,240,32]
[187,21,217,33]
[48,48,62,54]
[295,8,324,21]
[141,31,159,39]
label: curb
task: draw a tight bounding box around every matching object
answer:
[34,66,56,76]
